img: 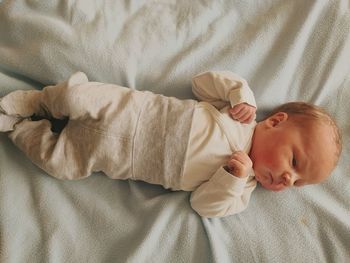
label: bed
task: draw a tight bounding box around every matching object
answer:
[0,0,349,262]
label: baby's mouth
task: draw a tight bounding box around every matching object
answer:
[255,172,271,185]
[256,172,273,187]
[268,173,273,184]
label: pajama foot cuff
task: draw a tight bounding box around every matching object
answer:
[0,113,23,132]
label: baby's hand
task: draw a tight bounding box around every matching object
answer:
[226,151,253,178]
[229,103,256,124]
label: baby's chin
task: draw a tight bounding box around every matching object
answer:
[261,184,285,192]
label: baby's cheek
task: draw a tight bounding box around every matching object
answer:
[261,154,278,169]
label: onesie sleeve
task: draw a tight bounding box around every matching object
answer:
[191,71,257,110]
[190,167,257,218]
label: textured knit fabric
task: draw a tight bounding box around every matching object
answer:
[0,71,257,216]
[0,72,196,190]
[182,71,257,216]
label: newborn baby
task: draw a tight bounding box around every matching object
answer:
[0,71,341,217]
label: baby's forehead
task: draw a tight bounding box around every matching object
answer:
[306,166,331,184]
[300,125,337,183]
[300,154,333,185]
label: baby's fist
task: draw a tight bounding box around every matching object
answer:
[226,151,253,178]
[229,103,256,124]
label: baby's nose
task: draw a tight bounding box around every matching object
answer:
[281,173,294,186]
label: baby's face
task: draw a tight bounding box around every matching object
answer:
[249,113,336,192]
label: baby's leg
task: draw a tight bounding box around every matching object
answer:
[0,89,45,118]
[0,72,89,119]
[2,72,138,179]
[0,114,22,132]
[0,88,44,132]
[9,118,94,180]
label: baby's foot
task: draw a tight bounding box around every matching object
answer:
[0,113,22,132]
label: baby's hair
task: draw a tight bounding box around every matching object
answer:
[268,102,342,167]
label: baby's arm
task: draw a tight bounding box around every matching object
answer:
[192,71,256,107]
[190,151,256,218]
[192,71,256,123]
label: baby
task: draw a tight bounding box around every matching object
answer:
[0,71,341,217]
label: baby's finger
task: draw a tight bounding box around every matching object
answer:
[227,159,247,177]
[227,158,243,170]
[231,151,245,163]
[229,104,245,115]
[241,112,255,124]
[231,151,253,167]
[235,109,251,122]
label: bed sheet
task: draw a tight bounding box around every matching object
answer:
[0,0,349,262]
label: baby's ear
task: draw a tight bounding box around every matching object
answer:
[265,112,288,127]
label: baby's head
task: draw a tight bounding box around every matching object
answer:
[249,102,341,191]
